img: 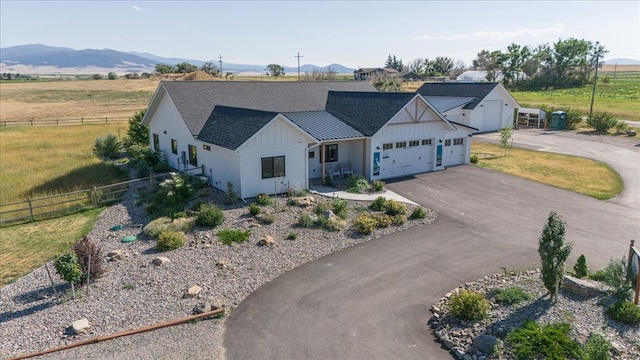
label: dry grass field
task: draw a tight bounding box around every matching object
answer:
[0,78,159,121]
[601,64,640,72]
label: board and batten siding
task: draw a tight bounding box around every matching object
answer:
[239,116,312,199]
[148,94,197,171]
[196,142,241,195]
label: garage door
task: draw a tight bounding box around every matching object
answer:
[482,100,503,132]
[380,139,434,178]
[444,137,465,167]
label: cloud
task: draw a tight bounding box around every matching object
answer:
[414,24,564,42]
[132,5,143,11]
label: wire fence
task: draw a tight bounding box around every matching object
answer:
[1,116,130,127]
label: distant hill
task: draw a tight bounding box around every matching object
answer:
[0,44,356,75]
[603,58,640,65]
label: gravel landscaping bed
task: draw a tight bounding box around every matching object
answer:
[0,188,434,359]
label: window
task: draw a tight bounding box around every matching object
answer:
[188,145,197,166]
[308,151,315,159]
[261,156,285,179]
[444,139,451,146]
[321,144,338,163]
[409,140,420,147]
[422,139,432,146]
[152,133,159,151]
[171,139,177,154]
[395,141,406,148]
[203,144,211,151]
[453,138,464,146]
[382,143,393,150]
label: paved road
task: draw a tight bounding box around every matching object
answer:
[224,145,639,360]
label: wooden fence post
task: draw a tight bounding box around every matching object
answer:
[81,117,84,125]
[91,186,98,206]
[105,117,108,124]
[27,198,34,222]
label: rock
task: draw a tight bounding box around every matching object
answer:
[451,346,466,360]
[627,129,636,137]
[291,196,315,207]
[257,235,275,246]
[322,209,338,220]
[473,335,500,354]
[183,285,202,298]
[71,318,90,335]
[563,275,605,298]
[443,338,455,350]
[193,302,212,314]
[152,257,171,266]
[610,341,625,355]
[107,250,127,261]
[216,258,229,268]
[430,305,440,313]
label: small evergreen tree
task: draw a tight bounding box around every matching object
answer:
[53,253,82,299]
[573,254,588,278]
[538,211,572,303]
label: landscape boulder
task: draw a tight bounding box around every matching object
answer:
[183,285,202,298]
[257,235,275,247]
[473,334,501,354]
[107,250,127,261]
[291,196,314,207]
[563,275,605,298]
[152,257,171,266]
[70,318,90,335]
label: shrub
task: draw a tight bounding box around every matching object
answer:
[54,253,82,285]
[573,254,588,279]
[506,320,582,360]
[564,107,585,130]
[313,201,329,216]
[600,257,633,300]
[606,301,640,325]
[257,213,276,224]
[372,212,392,228]
[409,207,427,219]
[143,217,172,238]
[449,290,490,321]
[196,204,225,227]
[346,174,370,193]
[321,217,346,231]
[157,230,186,251]
[493,286,531,306]
[323,175,333,187]
[286,232,298,240]
[146,173,199,219]
[587,112,618,134]
[255,193,272,206]
[331,198,349,220]
[249,203,261,216]
[384,199,407,216]
[390,214,406,226]
[289,188,308,197]
[588,270,607,282]
[225,182,238,204]
[371,180,385,192]
[93,133,121,159]
[73,236,106,282]
[354,213,377,234]
[168,217,195,233]
[583,332,611,360]
[298,213,316,228]
[470,154,479,164]
[217,229,251,245]
[370,196,387,211]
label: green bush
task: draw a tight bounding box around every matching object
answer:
[217,229,251,245]
[54,253,82,285]
[145,173,201,219]
[573,254,588,278]
[372,212,392,228]
[390,214,406,226]
[143,217,173,238]
[93,133,122,159]
[506,320,582,360]
[319,216,346,231]
[606,301,640,325]
[255,193,272,206]
[354,213,377,234]
[257,213,276,224]
[470,154,479,164]
[289,188,308,197]
[249,203,261,216]
[588,269,607,282]
[600,257,633,300]
[587,112,619,134]
[323,175,333,187]
[449,290,490,321]
[346,174,371,193]
[225,181,238,204]
[493,286,531,306]
[409,207,427,219]
[384,199,407,216]
[583,332,611,360]
[331,198,349,220]
[286,232,298,240]
[157,230,186,251]
[564,107,585,130]
[313,201,329,216]
[371,180,385,192]
[370,196,387,211]
[298,213,316,228]
[196,204,225,227]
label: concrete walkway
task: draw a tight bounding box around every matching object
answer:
[309,185,418,205]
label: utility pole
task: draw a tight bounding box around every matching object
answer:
[295,52,303,81]
[589,51,600,117]
[218,54,223,76]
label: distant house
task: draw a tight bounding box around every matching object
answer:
[416,82,520,133]
[142,81,475,199]
[400,71,421,81]
[353,67,400,80]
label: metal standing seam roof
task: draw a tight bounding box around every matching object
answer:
[424,96,476,113]
[283,111,364,141]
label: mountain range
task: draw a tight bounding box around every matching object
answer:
[0,44,356,75]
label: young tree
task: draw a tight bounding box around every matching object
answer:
[266,64,285,77]
[201,62,220,76]
[498,126,512,156]
[125,109,148,146]
[175,62,198,73]
[538,211,572,303]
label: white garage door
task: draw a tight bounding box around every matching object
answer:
[444,137,465,167]
[380,139,434,178]
[482,100,503,132]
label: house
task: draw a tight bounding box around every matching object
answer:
[353,67,400,81]
[142,81,475,199]
[415,82,520,133]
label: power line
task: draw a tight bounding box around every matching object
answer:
[218,55,223,76]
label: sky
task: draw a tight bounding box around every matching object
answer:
[1,1,639,69]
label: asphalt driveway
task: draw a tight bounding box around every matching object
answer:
[224,163,639,359]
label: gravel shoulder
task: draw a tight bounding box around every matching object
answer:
[0,190,434,359]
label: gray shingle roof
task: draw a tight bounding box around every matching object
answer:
[160,81,377,136]
[283,111,363,141]
[424,96,476,112]
[415,83,500,109]
[325,91,416,136]
[197,106,279,150]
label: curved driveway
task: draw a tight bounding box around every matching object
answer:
[224,131,639,360]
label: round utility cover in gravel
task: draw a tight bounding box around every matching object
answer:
[121,235,137,243]
[110,225,124,231]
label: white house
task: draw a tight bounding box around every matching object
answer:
[142,81,475,199]
[416,82,520,133]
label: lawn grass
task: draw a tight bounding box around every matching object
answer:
[0,208,101,286]
[472,141,623,200]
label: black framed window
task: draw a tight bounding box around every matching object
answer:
[444,139,451,146]
[308,151,315,159]
[171,139,177,154]
[152,133,159,151]
[422,139,432,146]
[409,140,419,147]
[453,138,464,146]
[261,156,285,179]
[320,144,338,163]
[382,143,393,150]
[188,145,197,166]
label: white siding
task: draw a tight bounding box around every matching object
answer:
[471,86,518,132]
[239,117,311,198]
[197,142,241,194]
[147,94,196,171]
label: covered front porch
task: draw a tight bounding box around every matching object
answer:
[307,138,369,180]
